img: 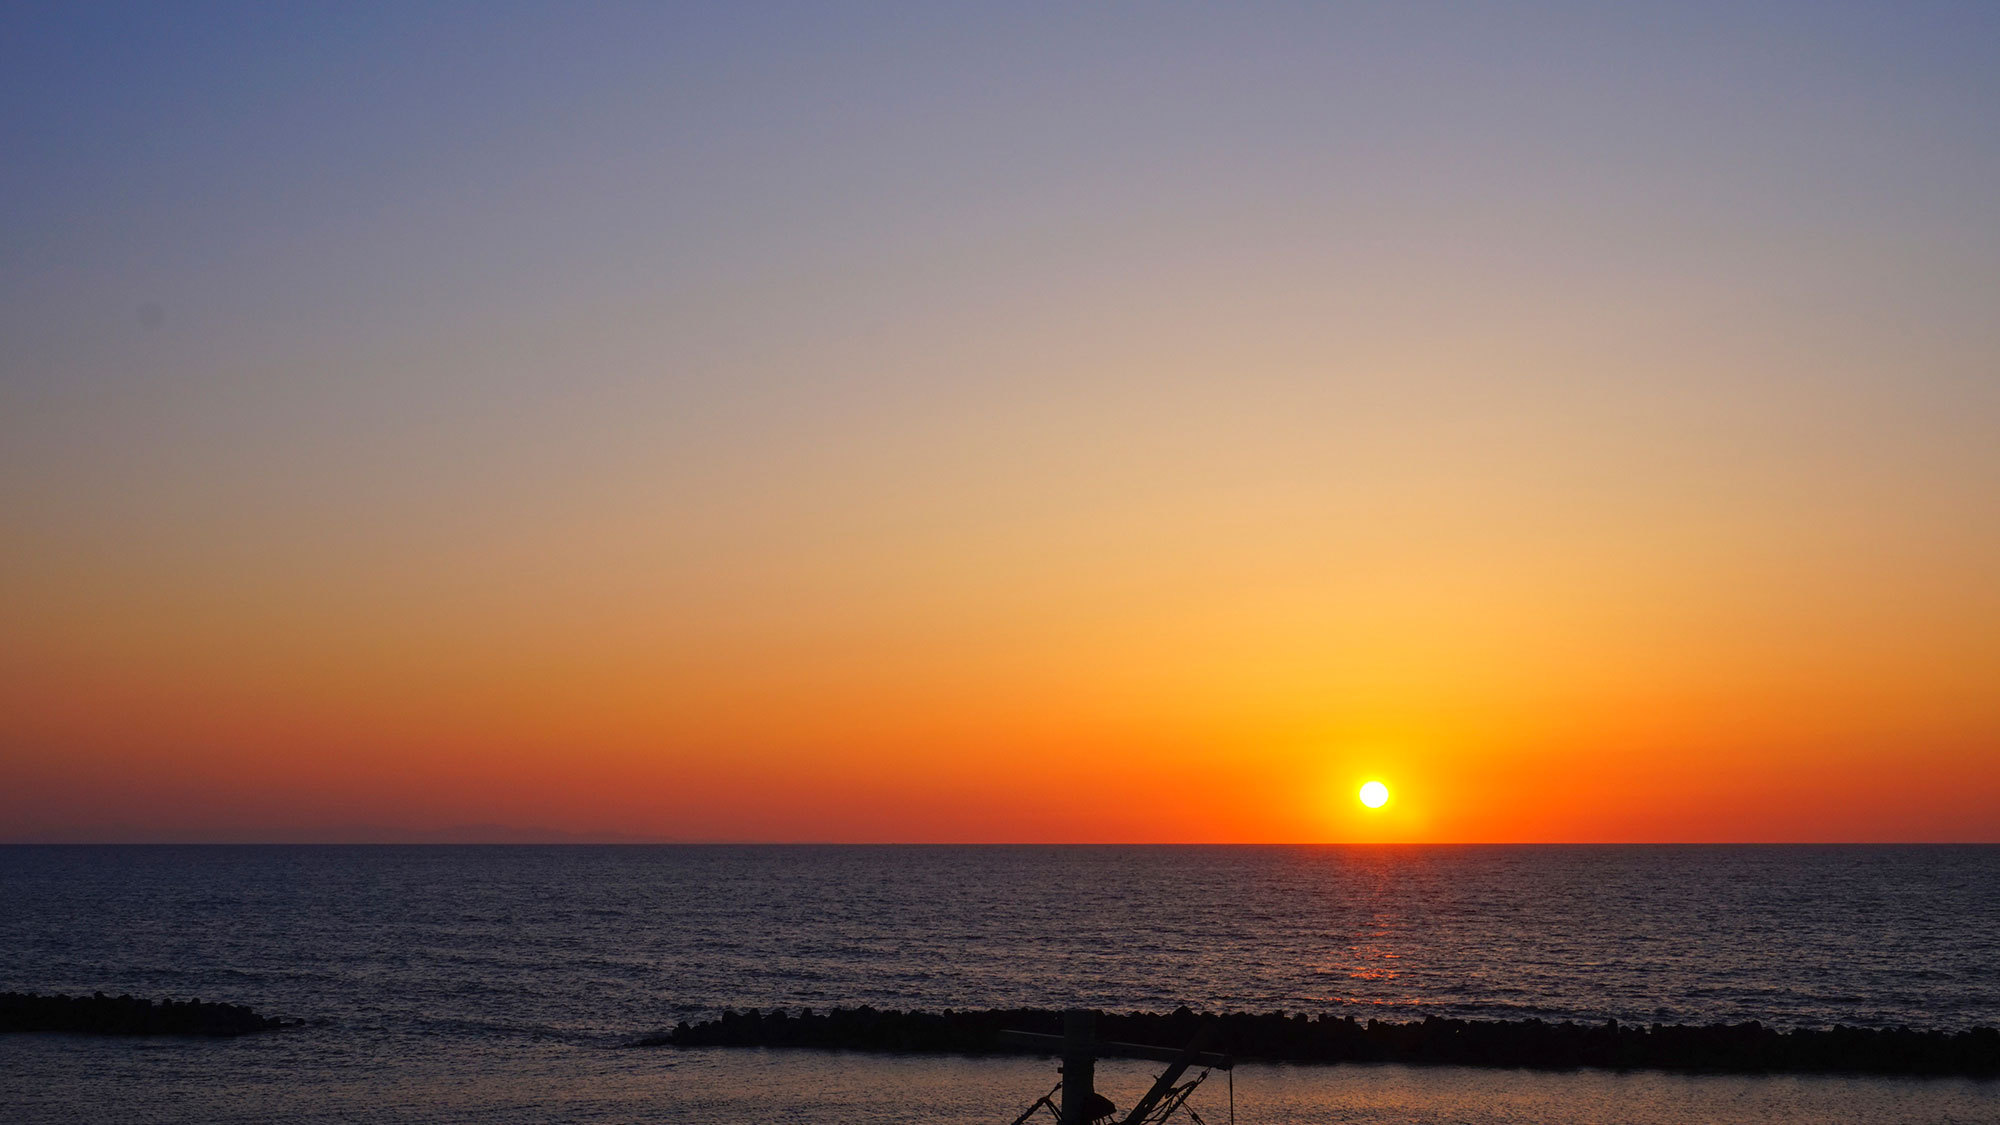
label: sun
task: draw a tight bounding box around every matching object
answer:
[1358,780,1389,809]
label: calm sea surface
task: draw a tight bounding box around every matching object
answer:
[2,845,1996,1123]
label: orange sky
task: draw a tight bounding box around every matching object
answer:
[4,4,1998,841]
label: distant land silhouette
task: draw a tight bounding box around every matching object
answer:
[1,824,683,845]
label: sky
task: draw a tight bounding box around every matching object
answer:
[3,1,1997,843]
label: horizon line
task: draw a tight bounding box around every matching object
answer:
[5,839,1996,847]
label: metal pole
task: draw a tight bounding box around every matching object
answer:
[1060,1009,1096,1125]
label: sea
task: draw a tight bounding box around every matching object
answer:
[2,845,1996,1123]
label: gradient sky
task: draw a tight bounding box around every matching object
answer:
[4,2,1998,842]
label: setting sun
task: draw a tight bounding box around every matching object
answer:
[1359,781,1390,809]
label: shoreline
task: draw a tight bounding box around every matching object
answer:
[650,1006,2000,1078]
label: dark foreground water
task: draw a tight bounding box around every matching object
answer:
[2,845,1996,1123]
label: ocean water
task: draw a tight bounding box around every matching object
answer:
[2,844,1996,1123]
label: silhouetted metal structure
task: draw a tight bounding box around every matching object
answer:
[1001,1009,1232,1125]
